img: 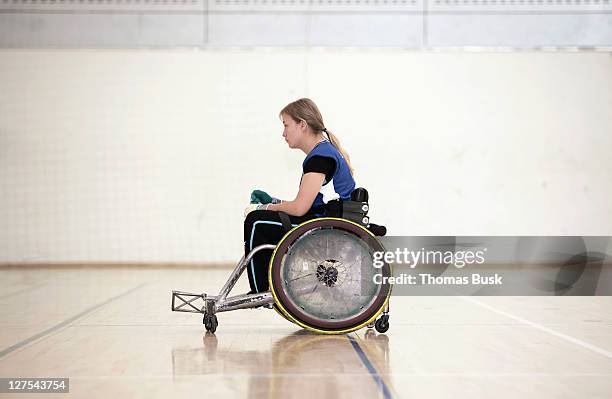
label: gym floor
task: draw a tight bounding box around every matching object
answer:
[1,267,612,398]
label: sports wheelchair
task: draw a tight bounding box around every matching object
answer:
[171,188,392,334]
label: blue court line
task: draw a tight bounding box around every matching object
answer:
[347,334,393,399]
[0,283,147,359]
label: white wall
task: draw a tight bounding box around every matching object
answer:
[0,49,611,264]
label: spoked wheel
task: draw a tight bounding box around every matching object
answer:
[269,218,391,334]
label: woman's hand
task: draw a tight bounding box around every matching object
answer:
[244,203,268,218]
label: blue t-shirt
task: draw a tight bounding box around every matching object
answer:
[301,140,356,215]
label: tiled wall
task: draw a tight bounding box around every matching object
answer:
[0,50,611,263]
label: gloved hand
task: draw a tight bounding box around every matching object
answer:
[250,189,281,205]
[244,203,269,218]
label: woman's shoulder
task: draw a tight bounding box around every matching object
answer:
[309,140,339,157]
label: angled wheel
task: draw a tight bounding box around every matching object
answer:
[203,313,218,333]
[269,218,392,334]
[374,315,389,333]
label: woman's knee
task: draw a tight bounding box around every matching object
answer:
[244,209,278,225]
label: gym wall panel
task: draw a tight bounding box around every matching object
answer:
[0,14,206,47]
[426,1,612,46]
[1,0,611,47]
[306,13,422,47]
[427,14,612,47]
[206,13,309,46]
[0,0,206,47]
[205,1,423,46]
[207,13,422,47]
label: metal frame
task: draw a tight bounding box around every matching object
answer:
[171,244,276,316]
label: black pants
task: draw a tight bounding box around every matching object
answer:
[244,210,315,293]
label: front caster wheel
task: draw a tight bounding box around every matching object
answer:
[374,315,389,333]
[203,313,218,333]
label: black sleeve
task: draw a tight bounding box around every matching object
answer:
[303,156,336,184]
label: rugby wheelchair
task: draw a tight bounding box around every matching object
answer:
[171,188,392,334]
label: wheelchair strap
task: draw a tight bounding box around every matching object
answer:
[278,212,293,233]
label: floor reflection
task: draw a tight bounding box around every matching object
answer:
[171,329,392,398]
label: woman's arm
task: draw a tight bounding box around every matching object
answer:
[266,172,325,217]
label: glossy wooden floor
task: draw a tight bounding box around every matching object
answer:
[1,267,612,398]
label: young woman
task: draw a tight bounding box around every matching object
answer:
[244,98,356,293]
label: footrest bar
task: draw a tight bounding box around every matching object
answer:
[172,291,207,314]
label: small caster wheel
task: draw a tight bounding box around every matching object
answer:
[203,313,218,333]
[374,315,389,333]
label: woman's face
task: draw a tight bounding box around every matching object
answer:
[281,113,304,149]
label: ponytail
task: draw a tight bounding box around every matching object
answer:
[323,128,354,176]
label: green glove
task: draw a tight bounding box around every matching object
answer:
[250,189,280,204]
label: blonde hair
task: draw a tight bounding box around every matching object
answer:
[279,98,354,175]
